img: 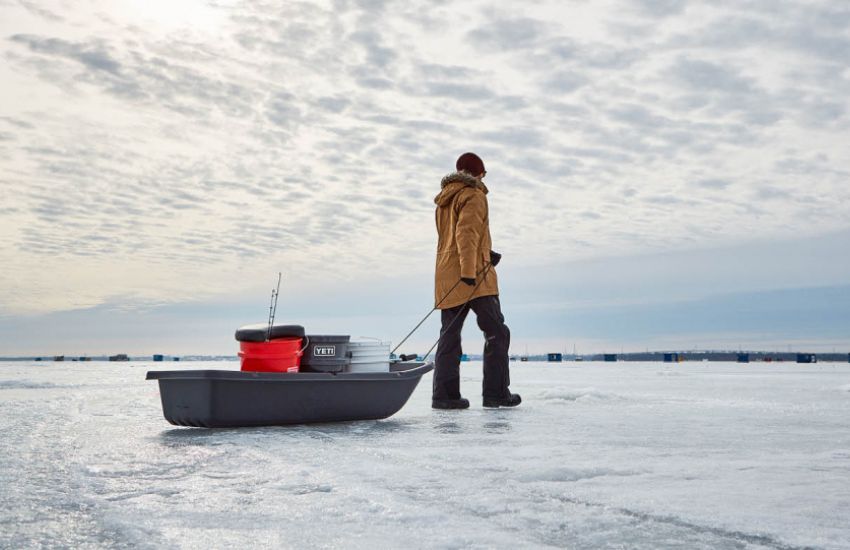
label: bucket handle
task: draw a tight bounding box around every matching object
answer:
[299,335,310,355]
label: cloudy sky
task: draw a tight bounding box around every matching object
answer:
[1,0,848,356]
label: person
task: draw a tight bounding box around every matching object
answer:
[431,152,521,410]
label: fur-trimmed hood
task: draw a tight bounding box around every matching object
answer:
[434,171,488,206]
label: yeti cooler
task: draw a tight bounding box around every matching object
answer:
[301,335,350,373]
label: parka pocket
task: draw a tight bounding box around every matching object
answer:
[436,250,457,270]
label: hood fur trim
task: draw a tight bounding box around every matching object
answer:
[440,171,483,189]
[434,171,488,206]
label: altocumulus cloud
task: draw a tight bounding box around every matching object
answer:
[0,0,848,340]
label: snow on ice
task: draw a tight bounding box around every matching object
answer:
[1,361,849,549]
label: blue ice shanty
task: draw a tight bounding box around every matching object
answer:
[603,354,617,362]
[737,353,749,363]
[153,354,164,362]
[547,353,563,362]
[796,353,817,364]
[663,353,679,363]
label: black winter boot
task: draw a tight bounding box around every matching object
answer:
[483,393,521,408]
[432,397,470,410]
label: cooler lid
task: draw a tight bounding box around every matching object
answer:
[305,335,351,342]
[235,324,305,342]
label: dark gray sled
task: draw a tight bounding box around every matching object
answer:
[146,362,433,428]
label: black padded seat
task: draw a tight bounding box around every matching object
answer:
[235,324,305,343]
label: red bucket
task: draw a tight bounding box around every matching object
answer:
[239,337,302,373]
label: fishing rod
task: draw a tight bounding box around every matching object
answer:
[266,272,282,341]
[392,261,493,360]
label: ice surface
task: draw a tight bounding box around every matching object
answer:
[1,360,849,549]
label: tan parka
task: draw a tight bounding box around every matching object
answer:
[434,171,499,309]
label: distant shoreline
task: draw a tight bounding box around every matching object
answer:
[1,350,848,363]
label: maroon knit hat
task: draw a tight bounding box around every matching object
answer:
[456,152,486,176]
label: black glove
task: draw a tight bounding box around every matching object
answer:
[461,277,475,286]
[490,250,502,267]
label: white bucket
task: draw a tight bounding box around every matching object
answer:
[348,340,390,372]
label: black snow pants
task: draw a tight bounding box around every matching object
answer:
[433,295,511,400]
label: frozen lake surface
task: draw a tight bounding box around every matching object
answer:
[1,360,849,549]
